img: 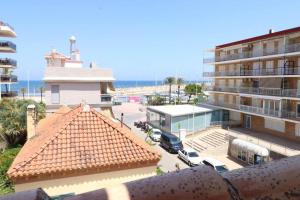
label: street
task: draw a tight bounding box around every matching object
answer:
[113,103,189,172]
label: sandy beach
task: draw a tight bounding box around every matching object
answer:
[113,84,186,95]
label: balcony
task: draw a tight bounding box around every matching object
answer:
[203,101,299,122]
[0,21,16,37]
[100,94,113,104]
[0,41,16,53]
[0,58,17,68]
[0,74,18,83]
[207,86,300,98]
[203,43,300,64]
[203,66,300,77]
[1,91,18,98]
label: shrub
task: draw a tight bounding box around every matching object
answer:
[0,146,21,195]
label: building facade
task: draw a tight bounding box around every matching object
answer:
[0,21,17,99]
[147,105,224,135]
[203,26,300,142]
[43,36,115,117]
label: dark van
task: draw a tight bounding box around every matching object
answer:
[160,132,183,153]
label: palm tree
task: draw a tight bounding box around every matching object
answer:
[20,88,27,100]
[176,78,184,103]
[38,87,45,103]
[164,77,176,103]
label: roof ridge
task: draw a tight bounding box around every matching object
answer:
[8,106,83,175]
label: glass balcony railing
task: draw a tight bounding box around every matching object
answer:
[0,41,16,51]
[206,86,300,98]
[203,66,300,77]
[203,101,300,121]
[0,58,17,67]
[100,94,113,104]
[1,91,18,97]
[203,43,300,63]
[0,74,17,82]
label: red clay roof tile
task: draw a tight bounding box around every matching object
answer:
[8,105,160,183]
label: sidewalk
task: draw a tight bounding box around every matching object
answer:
[217,128,300,156]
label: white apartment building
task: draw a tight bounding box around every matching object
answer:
[203,27,300,142]
[43,36,115,117]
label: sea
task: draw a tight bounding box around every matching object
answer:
[3,80,210,96]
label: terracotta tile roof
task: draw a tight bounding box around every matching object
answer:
[8,105,160,183]
[216,26,300,49]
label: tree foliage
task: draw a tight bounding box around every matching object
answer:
[184,83,204,102]
[148,95,165,105]
[0,146,21,195]
[164,77,176,102]
[176,78,184,103]
[0,99,46,147]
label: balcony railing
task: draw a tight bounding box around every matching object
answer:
[0,58,17,67]
[0,21,15,31]
[100,94,113,104]
[203,66,300,77]
[0,74,17,82]
[207,86,300,98]
[203,101,300,121]
[0,40,16,51]
[204,43,300,63]
[1,91,18,97]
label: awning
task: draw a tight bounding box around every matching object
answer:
[231,138,269,157]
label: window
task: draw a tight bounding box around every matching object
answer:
[297,104,300,118]
[51,85,60,104]
[241,151,246,161]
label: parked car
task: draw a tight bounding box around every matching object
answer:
[160,132,183,153]
[178,148,203,167]
[201,157,229,173]
[150,129,162,142]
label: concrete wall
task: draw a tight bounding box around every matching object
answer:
[45,82,101,106]
[15,166,157,197]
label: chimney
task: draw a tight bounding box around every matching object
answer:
[27,104,36,139]
[269,29,274,34]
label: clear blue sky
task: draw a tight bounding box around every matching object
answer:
[1,0,300,80]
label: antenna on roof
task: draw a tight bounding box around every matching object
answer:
[69,36,76,55]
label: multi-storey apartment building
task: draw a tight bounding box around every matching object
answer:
[203,26,300,142]
[44,36,115,117]
[0,21,17,99]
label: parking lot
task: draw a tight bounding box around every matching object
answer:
[113,103,243,173]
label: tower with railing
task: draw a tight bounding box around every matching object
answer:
[0,20,17,99]
[202,26,300,142]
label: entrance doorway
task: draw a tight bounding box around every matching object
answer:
[244,115,251,129]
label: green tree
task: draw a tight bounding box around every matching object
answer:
[176,78,184,103]
[184,83,203,103]
[20,88,27,100]
[0,99,46,147]
[164,77,176,103]
[149,95,165,105]
[38,87,45,103]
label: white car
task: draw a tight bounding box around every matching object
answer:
[150,129,162,142]
[178,148,202,167]
[201,157,229,173]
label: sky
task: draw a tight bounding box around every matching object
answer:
[1,0,300,81]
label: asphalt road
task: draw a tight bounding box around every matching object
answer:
[113,103,189,172]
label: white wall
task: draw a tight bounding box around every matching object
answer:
[45,82,101,106]
[264,118,285,132]
[15,166,156,196]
